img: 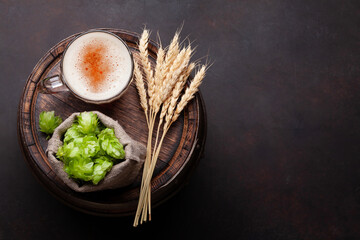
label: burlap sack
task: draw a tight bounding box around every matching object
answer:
[46,111,146,192]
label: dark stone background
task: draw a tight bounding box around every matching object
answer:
[1,0,359,239]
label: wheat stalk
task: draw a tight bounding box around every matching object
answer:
[133,28,209,227]
[150,62,195,190]
[133,58,152,217]
[150,63,194,178]
[134,29,159,226]
[142,65,207,191]
[135,29,156,226]
[136,65,207,227]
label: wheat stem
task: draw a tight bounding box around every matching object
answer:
[134,28,209,227]
[140,128,168,209]
[134,108,156,226]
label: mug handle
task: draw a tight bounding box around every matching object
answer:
[39,75,69,93]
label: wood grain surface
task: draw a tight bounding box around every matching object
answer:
[17,29,206,216]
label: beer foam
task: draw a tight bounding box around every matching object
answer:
[62,31,132,101]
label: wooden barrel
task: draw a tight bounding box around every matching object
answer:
[17,28,206,216]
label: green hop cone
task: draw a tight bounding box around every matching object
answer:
[39,111,62,138]
[77,112,99,135]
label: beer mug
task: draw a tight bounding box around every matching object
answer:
[40,30,134,104]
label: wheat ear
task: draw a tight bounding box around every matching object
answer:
[171,65,206,124]
[154,46,165,88]
[151,46,165,112]
[163,31,180,71]
[139,29,155,109]
[165,62,195,125]
[160,46,192,104]
[133,60,149,125]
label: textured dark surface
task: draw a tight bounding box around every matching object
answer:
[1,0,360,239]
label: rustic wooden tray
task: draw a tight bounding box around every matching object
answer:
[17,29,206,216]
